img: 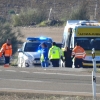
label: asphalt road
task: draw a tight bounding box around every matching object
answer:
[0,66,100,96]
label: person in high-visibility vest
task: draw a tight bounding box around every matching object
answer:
[48,42,61,67]
[61,46,72,67]
[72,42,86,68]
[40,42,49,67]
[0,39,12,67]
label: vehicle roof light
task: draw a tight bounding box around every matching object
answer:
[39,36,48,40]
[26,36,52,43]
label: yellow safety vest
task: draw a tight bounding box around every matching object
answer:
[48,46,60,59]
[40,54,44,62]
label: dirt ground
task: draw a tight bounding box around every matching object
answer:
[19,27,64,43]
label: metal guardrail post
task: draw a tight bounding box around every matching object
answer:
[92,48,96,100]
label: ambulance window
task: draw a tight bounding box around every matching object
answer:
[75,37,100,50]
[94,38,100,50]
[75,37,89,50]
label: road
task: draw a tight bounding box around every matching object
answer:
[0,67,100,96]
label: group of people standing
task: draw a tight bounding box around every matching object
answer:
[40,42,61,67]
[0,39,86,68]
[40,42,86,68]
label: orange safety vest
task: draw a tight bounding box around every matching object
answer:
[0,43,12,57]
[72,46,86,59]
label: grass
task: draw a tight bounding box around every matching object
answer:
[0,92,100,100]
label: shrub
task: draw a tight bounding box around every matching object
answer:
[0,23,23,54]
[0,17,6,23]
[12,8,47,26]
[69,0,89,20]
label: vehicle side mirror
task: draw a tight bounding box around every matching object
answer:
[18,48,22,52]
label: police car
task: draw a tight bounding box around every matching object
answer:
[17,36,52,67]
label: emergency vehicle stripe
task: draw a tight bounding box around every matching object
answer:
[0,48,4,52]
[5,54,10,56]
[75,53,84,55]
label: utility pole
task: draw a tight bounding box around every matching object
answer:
[48,8,52,21]
[94,0,98,20]
[53,0,56,19]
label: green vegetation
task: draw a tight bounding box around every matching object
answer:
[11,0,89,27]
[69,1,89,20]
[0,17,6,23]
[0,0,91,58]
[0,92,100,100]
[0,22,23,54]
[12,8,47,27]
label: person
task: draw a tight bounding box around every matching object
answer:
[61,46,72,67]
[72,42,86,68]
[48,42,61,67]
[40,42,49,67]
[0,39,12,67]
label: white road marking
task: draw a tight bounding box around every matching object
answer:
[4,70,16,72]
[0,78,100,86]
[33,72,100,77]
[0,78,50,83]
[0,88,100,96]
[0,68,100,78]
[20,71,30,73]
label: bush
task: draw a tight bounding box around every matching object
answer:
[69,0,89,20]
[38,20,50,27]
[0,17,6,23]
[12,8,47,27]
[38,19,64,27]
[8,10,15,14]
[0,23,23,54]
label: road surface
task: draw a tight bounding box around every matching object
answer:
[0,67,100,96]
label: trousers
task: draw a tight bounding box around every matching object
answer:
[50,59,59,67]
[74,58,83,68]
[41,60,49,67]
[4,56,10,64]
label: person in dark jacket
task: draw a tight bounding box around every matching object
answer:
[61,47,72,67]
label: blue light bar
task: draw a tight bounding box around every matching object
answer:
[26,36,53,43]
[39,36,48,40]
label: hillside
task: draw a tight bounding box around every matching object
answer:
[0,0,100,21]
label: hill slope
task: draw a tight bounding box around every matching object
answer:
[0,0,100,20]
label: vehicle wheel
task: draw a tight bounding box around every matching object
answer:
[25,63,29,67]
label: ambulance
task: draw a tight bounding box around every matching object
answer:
[62,20,100,67]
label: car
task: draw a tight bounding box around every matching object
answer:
[17,36,52,67]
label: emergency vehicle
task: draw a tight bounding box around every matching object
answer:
[61,20,100,67]
[17,36,52,67]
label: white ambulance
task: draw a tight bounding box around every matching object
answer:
[61,20,100,67]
